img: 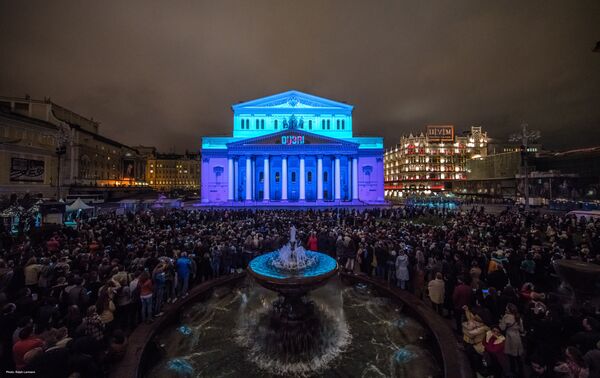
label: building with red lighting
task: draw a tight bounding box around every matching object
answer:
[384,126,488,200]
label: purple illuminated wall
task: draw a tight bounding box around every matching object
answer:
[201,155,229,203]
[357,155,385,202]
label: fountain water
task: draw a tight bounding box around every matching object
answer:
[245,225,341,372]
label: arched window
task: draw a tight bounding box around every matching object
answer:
[327,120,331,129]
[307,171,312,182]
[336,120,340,129]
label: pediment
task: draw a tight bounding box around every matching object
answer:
[232,90,353,112]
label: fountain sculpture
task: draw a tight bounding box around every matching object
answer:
[247,225,338,358]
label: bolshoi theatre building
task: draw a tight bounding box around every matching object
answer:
[200,90,384,205]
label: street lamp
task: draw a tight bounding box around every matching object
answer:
[509,123,541,210]
[55,144,67,200]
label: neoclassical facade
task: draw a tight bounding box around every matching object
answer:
[201,90,384,205]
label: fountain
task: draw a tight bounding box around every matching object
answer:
[247,226,338,359]
[143,226,444,377]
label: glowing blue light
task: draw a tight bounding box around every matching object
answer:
[167,358,194,375]
[178,325,192,335]
[249,251,337,279]
[393,348,415,363]
[393,319,407,328]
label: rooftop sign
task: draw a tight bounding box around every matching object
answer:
[427,125,454,142]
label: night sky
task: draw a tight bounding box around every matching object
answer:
[1,1,599,151]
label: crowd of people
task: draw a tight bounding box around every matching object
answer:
[0,205,599,377]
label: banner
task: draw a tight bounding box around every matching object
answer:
[123,159,135,179]
[10,158,45,182]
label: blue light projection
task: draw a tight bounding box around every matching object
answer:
[201,90,386,204]
[393,348,416,364]
[393,318,407,328]
[249,251,337,279]
[167,358,194,376]
[178,325,192,336]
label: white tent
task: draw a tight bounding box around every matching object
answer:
[66,198,94,212]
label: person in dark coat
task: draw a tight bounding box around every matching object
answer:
[452,276,473,334]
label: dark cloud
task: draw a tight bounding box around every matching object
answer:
[1,0,599,150]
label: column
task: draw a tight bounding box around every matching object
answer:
[317,156,323,201]
[281,156,288,201]
[263,155,270,201]
[348,158,352,201]
[228,157,234,201]
[299,155,306,201]
[245,156,252,201]
[331,157,335,200]
[234,157,239,200]
[352,156,359,200]
[252,157,255,200]
[335,156,341,200]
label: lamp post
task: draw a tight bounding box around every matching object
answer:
[55,145,67,200]
[509,123,541,210]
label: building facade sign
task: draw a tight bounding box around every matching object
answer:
[10,157,45,182]
[427,125,455,142]
[281,135,305,145]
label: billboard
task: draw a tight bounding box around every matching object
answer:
[123,159,135,179]
[10,157,45,182]
[426,125,455,142]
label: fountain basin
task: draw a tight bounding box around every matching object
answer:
[248,251,338,295]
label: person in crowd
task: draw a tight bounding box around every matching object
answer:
[138,271,153,323]
[452,276,473,335]
[82,305,105,342]
[571,317,600,354]
[12,326,44,370]
[395,249,410,289]
[555,346,590,378]
[499,303,525,377]
[482,325,509,377]
[428,272,445,315]
[176,252,193,297]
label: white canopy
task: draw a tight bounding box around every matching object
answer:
[66,198,94,212]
